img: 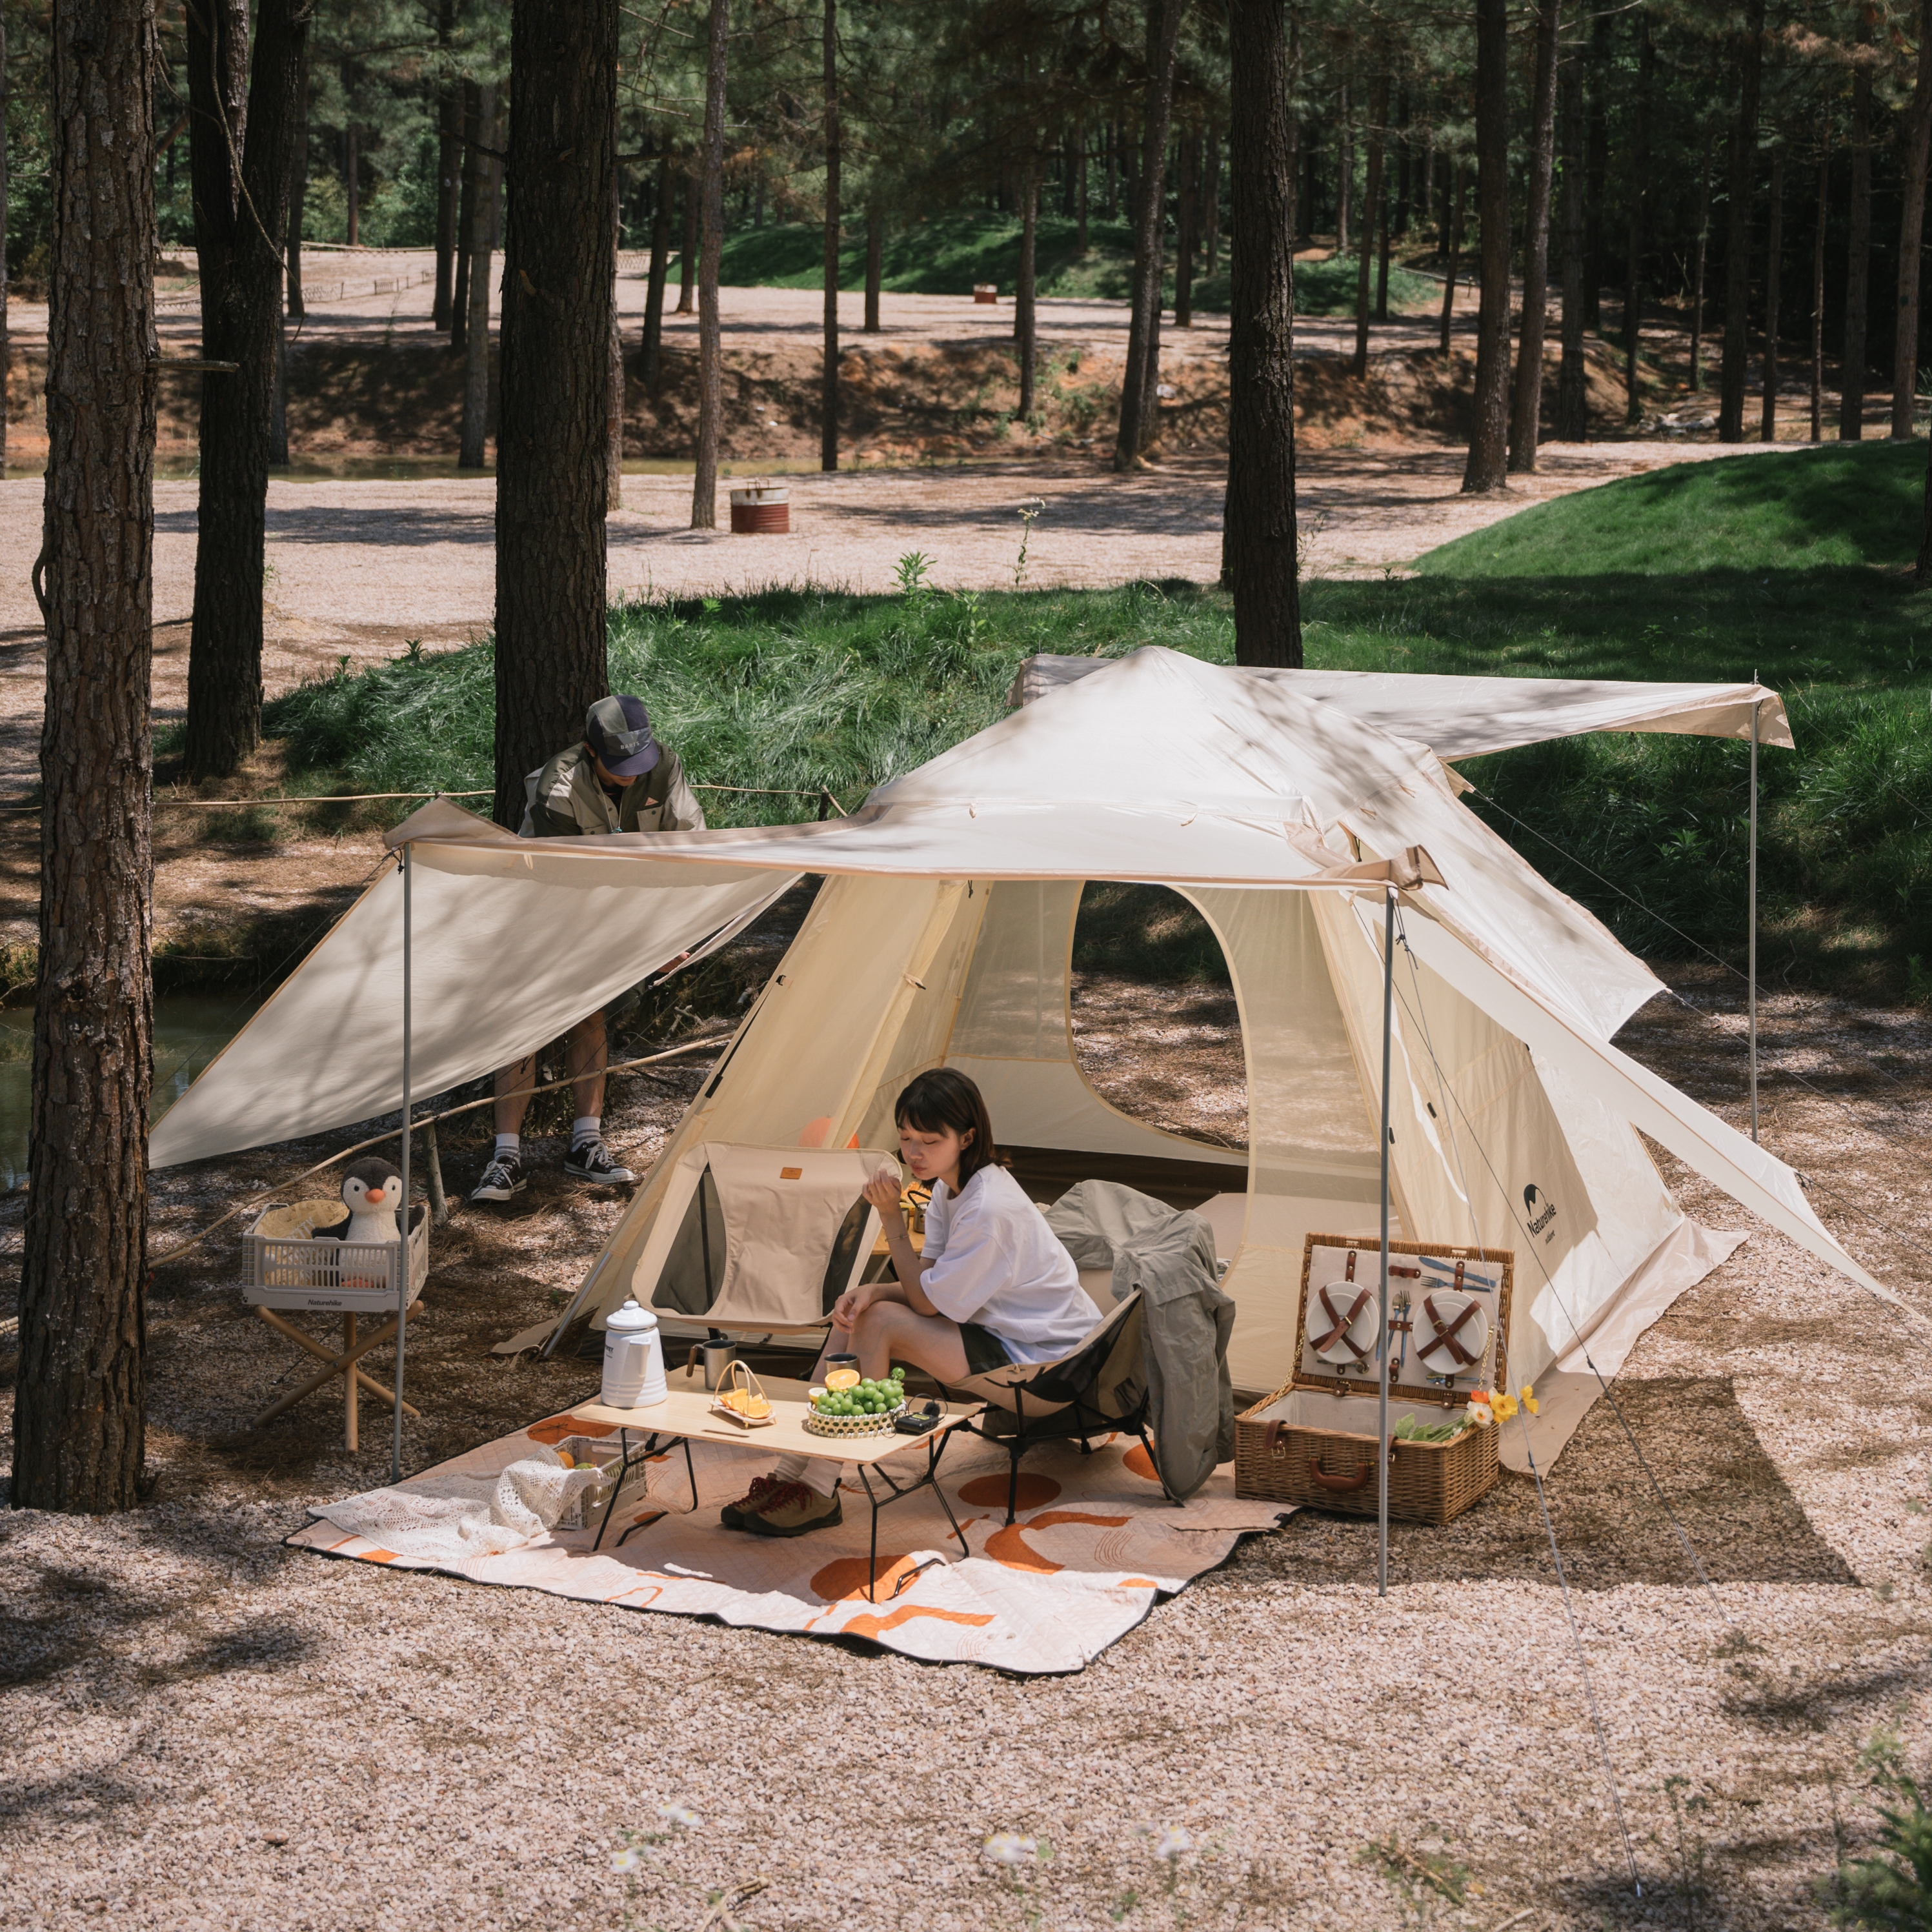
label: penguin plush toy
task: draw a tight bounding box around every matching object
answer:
[337,1157,405,1244]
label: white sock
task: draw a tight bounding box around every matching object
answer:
[769,1453,840,1498]
[494,1133,520,1158]
[571,1115,601,1149]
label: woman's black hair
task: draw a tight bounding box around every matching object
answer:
[894,1067,1001,1191]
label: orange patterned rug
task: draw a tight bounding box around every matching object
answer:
[289,1409,1292,1673]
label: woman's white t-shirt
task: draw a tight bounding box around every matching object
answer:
[920,1165,1101,1365]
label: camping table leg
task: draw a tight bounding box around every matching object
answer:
[345,1314,357,1452]
[852,1429,971,1603]
[252,1303,423,1431]
[592,1429,699,1551]
[254,1305,420,1415]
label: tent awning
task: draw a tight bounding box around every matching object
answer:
[1008,656,1794,759]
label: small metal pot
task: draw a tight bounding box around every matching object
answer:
[686,1338,739,1390]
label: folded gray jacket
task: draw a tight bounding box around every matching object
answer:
[1043,1179,1235,1502]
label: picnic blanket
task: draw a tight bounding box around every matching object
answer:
[292,1409,1291,1675]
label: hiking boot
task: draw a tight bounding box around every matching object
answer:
[470,1151,526,1202]
[740,1480,843,1538]
[565,1139,636,1186]
[720,1473,790,1531]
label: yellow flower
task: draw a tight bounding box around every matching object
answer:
[1519,1384,1540,1416]
[1491,1392,1519,1422]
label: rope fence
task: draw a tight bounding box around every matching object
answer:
[3,783,850,816]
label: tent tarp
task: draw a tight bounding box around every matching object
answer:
[1008,656,1795,758]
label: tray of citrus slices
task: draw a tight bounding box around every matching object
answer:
[803,1362,909,1436]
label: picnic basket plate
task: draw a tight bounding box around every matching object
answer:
[803,1399,909,1437]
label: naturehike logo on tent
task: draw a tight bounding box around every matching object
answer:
[1523,1183,1558,1241]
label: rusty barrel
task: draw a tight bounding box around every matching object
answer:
[729,485,790,535]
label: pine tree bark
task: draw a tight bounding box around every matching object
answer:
[459,83,497,470]
[1508,0,1560,472]
[1583,5,1608,332]
[689,0,728,527]
[1762,145,1783,442]
[1336,81,1351,254]
[1556,22,1588,442]
[1813,136,1829,441]
[1718,0,1766,442]
[182,0,311,782]
[433,0,458,330]
[1017,161,1039,418]
[1891,0,1932,439]
[16,0,157,1514]
[1690,135,1711,393]
[676,164,697,314]
[1223,0,1301,668]
[1353,69,1386,377]
[1113,0,1183,470]
[607,130,623,512]
[1842,8,1875,441]
[1,5,10,476]
[865,197,883,330]
[1462,0,1511,494]
[286,37,309,322]
[492,0,617,827]
[1624,13,1652,424]
[1175,127,1197,328]
[1203,121,1220,270]
[821,0,840,473]
[450,83,474,356]
[642,150,672,384]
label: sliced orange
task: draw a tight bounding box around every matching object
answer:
[824,1367,861,1391]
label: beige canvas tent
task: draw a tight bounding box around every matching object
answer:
[151,648,1898,1470]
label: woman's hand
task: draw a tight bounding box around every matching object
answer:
[831,1281,880,1332]
[861,1165,903,1214]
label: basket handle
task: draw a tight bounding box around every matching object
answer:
[1308,1436,1398,1493]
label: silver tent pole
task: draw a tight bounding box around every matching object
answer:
[1749,685,1760,1143]
[392,845,413,1484]
[1377,883,1396,1598]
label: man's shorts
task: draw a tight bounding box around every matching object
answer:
[958,1321,1014,1376]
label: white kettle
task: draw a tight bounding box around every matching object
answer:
[601,1298,667,1410]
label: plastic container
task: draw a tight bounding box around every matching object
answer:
[243,1199,429,1314]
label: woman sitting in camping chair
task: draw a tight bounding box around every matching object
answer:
[723,1068,1102,1539]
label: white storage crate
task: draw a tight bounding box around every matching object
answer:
[243,1197,430,1314]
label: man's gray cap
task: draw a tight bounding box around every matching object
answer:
[586,694,661,780]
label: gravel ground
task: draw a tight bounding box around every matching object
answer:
[4,951,1930,1931]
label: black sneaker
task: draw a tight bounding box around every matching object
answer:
[470,1151,526,1202]
[565,1139,636,1186]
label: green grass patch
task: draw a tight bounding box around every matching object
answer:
[712,211,1434,317]
[267,442,1932,996]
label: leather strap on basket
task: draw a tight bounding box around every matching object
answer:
[1312,1284,1373,1363]
[1311,1434,1399,1491]
[1418,1294,1481,1369]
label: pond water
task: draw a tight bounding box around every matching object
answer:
[0,994,257,1191]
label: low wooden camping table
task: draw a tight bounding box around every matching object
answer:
[570,1378,983,1601]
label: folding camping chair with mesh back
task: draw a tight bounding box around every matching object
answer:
[627,1142,890,1355]
[943,1289,1167,1524]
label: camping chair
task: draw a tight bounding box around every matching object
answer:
[945,1289,1167,1524]
[629,1142,888,1351]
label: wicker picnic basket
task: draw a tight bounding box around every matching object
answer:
[1234,1234,1514,1526]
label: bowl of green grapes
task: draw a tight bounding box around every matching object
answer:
[803,1365,909,1436]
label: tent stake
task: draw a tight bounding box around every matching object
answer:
[1377,884,1395,1598]
[1749,684,1759,1143]
[393,844,413,1484]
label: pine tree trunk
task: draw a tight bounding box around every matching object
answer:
[1624,14,1652,424]
[1352,69,1386,377]
[1,6,10,476]
[1375,159,1391,321]
[865,198,882,330]
[1718,0,1766,442]
[1439,161,1464,357]
[1203,121,1220,270]
[607,131,623,512]
[433,0,458,330]
[1891,0,1932,439]
[268,307,288,466]
[1336,81,1351,254]
[1762,146,1783,443]
[1842,11,1875,441]
[1583,5,1608,332]
[1017,163,1039,418]
[1113,0,1183,471]
[1813,137,1829,442]
[1223,0,1301,669]
[642,150,671,383]
[689,0,728,527]
[1393,87,1411,237]
[1462,0,1512,494]
[1508,0,1560,472]
[676,167,697,314]
[183,0,310,783]
[459,83,496,470]
[1690,136,1711,393]
[16,0,157,1514]
[1556,23,1588,442]
[450,83,474,356]
[287,39,309,323]
[1174,128,1196,329]
[821,0,840,474]
[493,0,617,827]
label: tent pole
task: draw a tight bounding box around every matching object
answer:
[393,844,413,1484]
[1749,687,1759,1144]
[1377,884,1395,1599]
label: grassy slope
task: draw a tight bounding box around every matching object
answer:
[266,442,1932,994]
[713,211,1438,317]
